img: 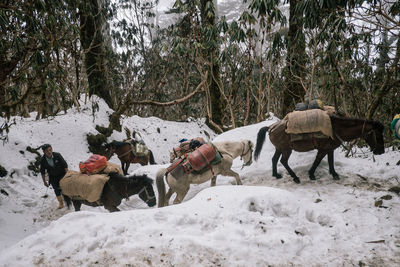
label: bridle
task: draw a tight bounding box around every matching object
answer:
[240,141,253,167]
[137,184,155,204]
[105,145,115,160]
[117,179,155,204]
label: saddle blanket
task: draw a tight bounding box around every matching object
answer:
[285,109,333,138]
[60,170,110,203]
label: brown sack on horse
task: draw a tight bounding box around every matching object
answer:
[254,115,384,184]
[156,140,254,207]
[104,140,156,175]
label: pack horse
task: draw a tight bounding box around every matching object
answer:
[105,140,156,175]
[63,172,156,212]
[156,140,254,207]
[254,116,384,183]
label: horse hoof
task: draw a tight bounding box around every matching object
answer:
[293,177,300,184]
[333,175,340,180]
[274,173,282,179]
[309,176,316,180]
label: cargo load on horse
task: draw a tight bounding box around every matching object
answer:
[284,109,334,141]
[60,170,110,203]
[61,161,124,202]
[167,143,222,179]
[169,137,206,163]
[79,154,108,174]
[294,99,336,116]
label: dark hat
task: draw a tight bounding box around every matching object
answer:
[41,144,52,151]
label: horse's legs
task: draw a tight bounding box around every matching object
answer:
[327,151,339,180]
[105,206,120,212]
[124,162,130,175]
[210,176,217,186]
[221,169,242,185]
[280,150,300,184]
[308,150,328,180]
[121,162,126,175]
[272,149,282,179]
[164,188,174,206]
[173,185,190,204]
[72,200,82,211]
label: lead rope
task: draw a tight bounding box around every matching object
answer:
[118,147,133,159]
[240,141,251,170]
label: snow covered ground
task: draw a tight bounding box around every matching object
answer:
[0,96,399,266]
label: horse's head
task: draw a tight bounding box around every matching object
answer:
[241,140,254,168]
[130,174,156,207]
[364,121,385,155]
[104,142,115,160]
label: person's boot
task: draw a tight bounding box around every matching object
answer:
[57,195,64,209]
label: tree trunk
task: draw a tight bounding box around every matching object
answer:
[200,0,224,129]
[282,0,305,117]
[79,0,113,109]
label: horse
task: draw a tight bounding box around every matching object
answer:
[156,140,254,207]
[105,140,156,175]
[63,172,156,212]
[254,115,385,184]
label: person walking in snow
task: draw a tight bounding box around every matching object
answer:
[40,144,68,209]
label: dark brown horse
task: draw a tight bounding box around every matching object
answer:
[64,172,156,212]
[254,116,385,183]
[105,140,156,175]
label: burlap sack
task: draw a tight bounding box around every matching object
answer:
[60,170,110,203]
[285,109,333,138]
[323,105,336,116]
[101,162,123,175]
[269,120,287,134]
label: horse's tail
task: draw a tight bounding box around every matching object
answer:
[63,194,71,209]
[254,126,269,161]
[149,150,156,165]
[156,168,168,207]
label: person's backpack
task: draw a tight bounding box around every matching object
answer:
[391,114,400,140]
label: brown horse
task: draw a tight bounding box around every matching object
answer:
[254,116,385,183]
[105,140,156,175]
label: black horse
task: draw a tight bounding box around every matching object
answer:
[64,172,156,212]
[105,141,156,175]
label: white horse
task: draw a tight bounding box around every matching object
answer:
[156,140,254,207]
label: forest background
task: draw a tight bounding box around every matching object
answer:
[1,0,399,147]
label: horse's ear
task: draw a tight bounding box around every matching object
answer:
[124,127,131,139]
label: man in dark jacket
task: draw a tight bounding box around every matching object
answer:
[40,144,68,209]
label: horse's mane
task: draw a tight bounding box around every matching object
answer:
[330,116,384,131]
[108,172,153,185]
[107,140,131,148]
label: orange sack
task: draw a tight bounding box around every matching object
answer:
[79,154,107,174]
